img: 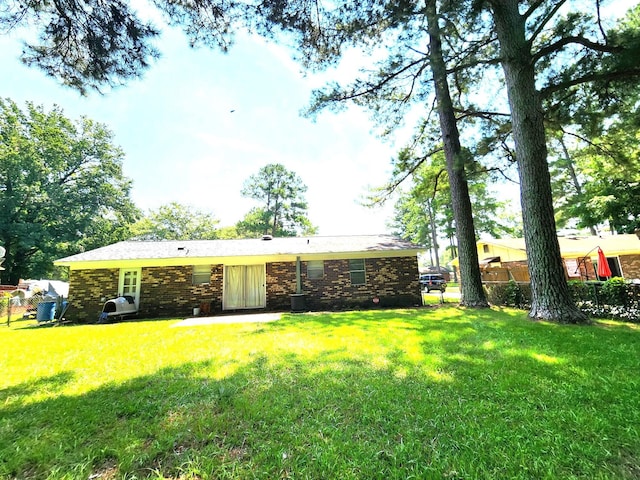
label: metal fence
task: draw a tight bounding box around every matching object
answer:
[1,293,68,326]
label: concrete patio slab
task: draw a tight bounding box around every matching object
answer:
[172,312,282,327]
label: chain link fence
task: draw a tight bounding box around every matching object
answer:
[1,292,69,326]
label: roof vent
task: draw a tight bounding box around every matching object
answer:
[262,235,273,241]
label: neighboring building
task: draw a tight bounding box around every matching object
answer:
[472,234,640,282]
[54,235,423,322]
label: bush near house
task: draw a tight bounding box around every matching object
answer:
[485,278,640,322]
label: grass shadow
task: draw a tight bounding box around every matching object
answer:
[0,371,75,403]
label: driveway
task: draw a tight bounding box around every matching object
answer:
[422,286,461,303]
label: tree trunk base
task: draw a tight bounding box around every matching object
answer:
[529,304,590,324]
[460,299,490,308]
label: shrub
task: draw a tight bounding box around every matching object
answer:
[600,277,627,306]
[569,279,640,323]
[485,281,531,308]
[568,280,597,303]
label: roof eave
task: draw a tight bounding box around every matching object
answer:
[55,248,422,269]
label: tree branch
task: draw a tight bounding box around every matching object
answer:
[595,0,608,43]
[527,0,568,45]
[455,109,511,121]
[522,0,547,21]
[533,35,623,63]
[312,55,428,106]
[559,126,620,163]
[366,144,445,206]
[540,68,640,97]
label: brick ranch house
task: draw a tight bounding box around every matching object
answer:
[54,235,423,322]
[471,234,640,283]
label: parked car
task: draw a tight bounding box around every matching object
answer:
[419,273,447,292]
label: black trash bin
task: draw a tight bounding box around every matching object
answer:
[290,293,306,312]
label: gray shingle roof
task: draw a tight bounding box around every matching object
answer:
[55,235,421,264]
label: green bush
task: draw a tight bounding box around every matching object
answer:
[484,283,507,306]
[485,281,531,308]
[568,280,595,303]
[600,277,627,306]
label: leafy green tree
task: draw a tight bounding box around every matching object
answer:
[391,155,521,263]
[550,128,640,236]
[426,0,490,307]
[236,208,271,238]
[297,0,636,319]
[2,0,493,308]
[130,202,220,240]
[239,164,317,237]
[389,159,448,269]
[216,225,242,239]
[548,52,640,235]
[0,98,138,284]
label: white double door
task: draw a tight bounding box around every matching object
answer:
[223,265,266,310]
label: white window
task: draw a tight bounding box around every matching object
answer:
[192,265,211,285]
[307,260,324,280]
[349,259,366,285]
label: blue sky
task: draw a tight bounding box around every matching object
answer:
[0,24,403,235]
[1,1,633,237]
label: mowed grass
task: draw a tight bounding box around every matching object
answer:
[1,308,639,479]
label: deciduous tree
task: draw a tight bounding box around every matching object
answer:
[6,0,639,322]
[130,202,220,240]
[0,98,138,284]
[391,154,520,262]
[547,38,640,235]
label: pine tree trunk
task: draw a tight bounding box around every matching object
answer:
[489,0,587,322]
[426,0,488,308]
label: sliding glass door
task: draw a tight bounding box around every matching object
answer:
[223,265,266,310]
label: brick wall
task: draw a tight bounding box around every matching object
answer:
[266,262,297,310]
[67,265,224,322]
[269,256,422,311]
[67,268,119,323]
[142,265,223,318]
[620,255,640,279]
[66,255,421,322]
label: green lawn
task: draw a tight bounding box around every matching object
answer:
[1,308,639,479]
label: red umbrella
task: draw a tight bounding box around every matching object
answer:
[597,247,612,278]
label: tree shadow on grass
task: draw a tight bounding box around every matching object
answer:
[0,371,75,404]
[1,311,639,479]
